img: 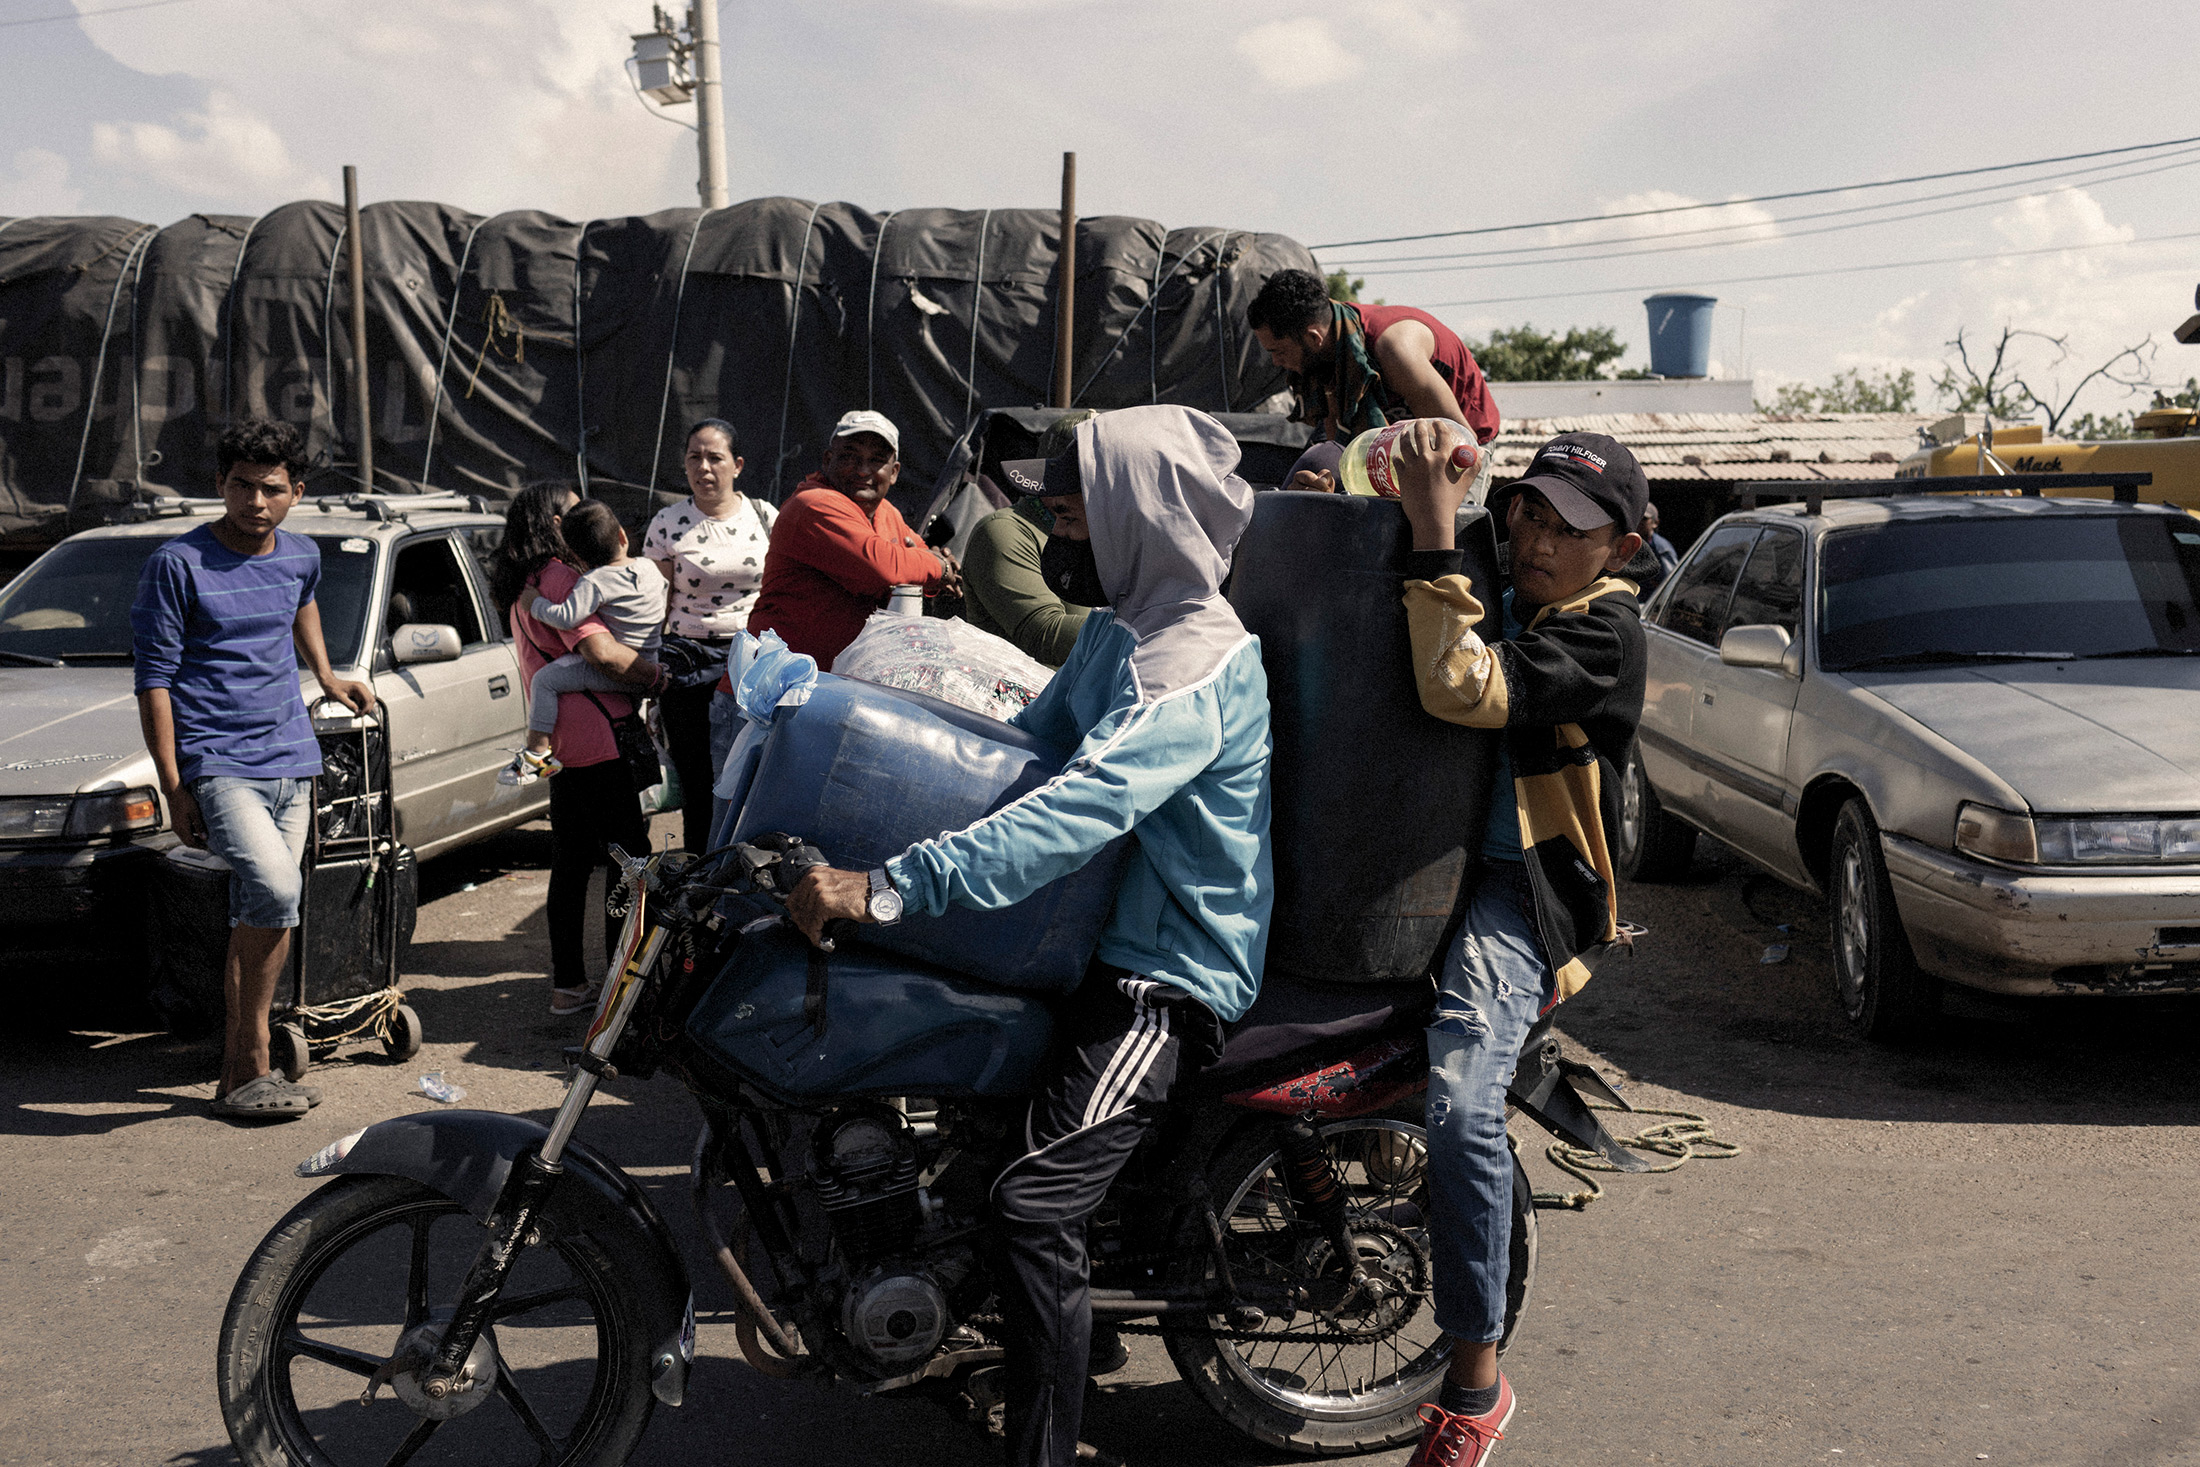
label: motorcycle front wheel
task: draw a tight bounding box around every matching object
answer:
[1165,1116,1536,1456]
[218,1174,657,1467]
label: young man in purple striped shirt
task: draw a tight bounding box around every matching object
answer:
[132,420,375,1122]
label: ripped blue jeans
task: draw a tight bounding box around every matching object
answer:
[1425,860,1554,1343]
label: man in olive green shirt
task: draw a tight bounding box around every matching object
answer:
[962,481,1091,666]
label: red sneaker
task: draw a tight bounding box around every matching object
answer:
[1406,1375,1515,1467]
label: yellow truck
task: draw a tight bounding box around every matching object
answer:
[1895,409,2200,508]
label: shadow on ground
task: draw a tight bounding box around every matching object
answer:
[1564,836,2200,1127]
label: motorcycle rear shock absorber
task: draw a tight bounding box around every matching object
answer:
[1276,1119,1371,1292]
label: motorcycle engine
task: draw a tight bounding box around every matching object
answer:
[814,1107,951,1371]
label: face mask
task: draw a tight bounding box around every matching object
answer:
[1041,534,1109,608]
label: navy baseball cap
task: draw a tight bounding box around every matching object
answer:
[1508,432,1647,533]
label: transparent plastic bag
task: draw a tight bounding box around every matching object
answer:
[830,613,1054,723]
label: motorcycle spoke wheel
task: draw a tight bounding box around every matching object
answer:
[220,1175,654,1467]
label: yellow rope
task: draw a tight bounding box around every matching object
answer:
[1533,1101,1739,1210]
[287,985,403,1046]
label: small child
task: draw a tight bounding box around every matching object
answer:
[501,500,667,786]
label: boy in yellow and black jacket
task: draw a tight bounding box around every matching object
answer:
[1390,428,1650,1467]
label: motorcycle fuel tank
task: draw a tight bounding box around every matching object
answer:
[685,923,1057,1102]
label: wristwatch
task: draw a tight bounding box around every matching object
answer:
[865,867,904,926]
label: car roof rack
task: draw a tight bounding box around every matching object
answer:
[307,491,489,523]
[103,494,227,523]
[1743,471,2155,516]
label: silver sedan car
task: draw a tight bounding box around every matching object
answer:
[0,495,550,972]
[1619,491,2200,1039]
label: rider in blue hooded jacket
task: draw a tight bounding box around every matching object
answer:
[790,403,1274,1467]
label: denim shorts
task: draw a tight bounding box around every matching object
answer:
[191,775,313,929]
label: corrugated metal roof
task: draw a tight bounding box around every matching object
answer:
[1486,410,1939,482]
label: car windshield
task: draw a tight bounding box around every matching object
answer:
[0,531,379,668]
[1820,513,2200,671]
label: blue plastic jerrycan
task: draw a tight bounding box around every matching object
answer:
[729,674,1131,993]
[684,922,1057,1102]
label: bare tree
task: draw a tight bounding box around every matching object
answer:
[1934,325,2157,433]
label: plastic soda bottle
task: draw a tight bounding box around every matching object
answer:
[1336,420,1480,499]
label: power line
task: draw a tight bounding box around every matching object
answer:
[1355,153,2200,280]
[1416,228,2200,311]
[1327,146,2200,269]
[1309,134,2200,251]
[0,0,210,28]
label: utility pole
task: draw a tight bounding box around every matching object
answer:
[343,165,373,492]
[690,1,728,209]
[1053,152,1076,409]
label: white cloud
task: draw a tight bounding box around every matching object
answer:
[0,148,84,215]
[1236,17,1364,89]
[90,91,324,205]
[1546,189,1783,251]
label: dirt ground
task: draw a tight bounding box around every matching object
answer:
[3,816,2196,1466]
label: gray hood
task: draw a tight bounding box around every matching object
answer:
[1857,659,2200,812]
[1080,405,1256,701]
[0,666,160,796]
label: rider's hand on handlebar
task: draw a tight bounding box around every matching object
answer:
[788,866,874,947]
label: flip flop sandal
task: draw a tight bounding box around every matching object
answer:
[212,1074,309,1121]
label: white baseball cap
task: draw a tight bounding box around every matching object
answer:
[830,409,900,454]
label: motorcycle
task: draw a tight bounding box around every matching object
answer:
[217,835,1643,1465]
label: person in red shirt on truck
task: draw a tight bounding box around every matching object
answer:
[1247,268,1500,490]
[746,409,961,666]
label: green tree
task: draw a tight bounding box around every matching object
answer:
[1761,367,1919,414]
[1466,322,1639,381]
[1325,269,1367,302]
[2065,377,2200,440]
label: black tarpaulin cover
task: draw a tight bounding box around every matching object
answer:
[0,199,1312,549]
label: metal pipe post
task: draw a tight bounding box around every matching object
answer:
[343,165,373,491]
[1053,151,1077,409]
[691,2,730,209]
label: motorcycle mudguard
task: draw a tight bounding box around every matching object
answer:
[298,1109,697,1405]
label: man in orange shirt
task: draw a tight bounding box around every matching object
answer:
[747,410,961,666]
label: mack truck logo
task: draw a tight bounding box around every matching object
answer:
[2011,455,2066,472]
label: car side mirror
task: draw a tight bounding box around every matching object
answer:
[390,623,462,665]
[1719,623,1793,672]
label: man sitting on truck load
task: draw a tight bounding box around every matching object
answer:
[1389,423,1649,1467]
[959,409,1101,667]
[1246,268,1500,490]
[788,404,1274,1467]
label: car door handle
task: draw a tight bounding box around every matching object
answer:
[1701,689,1715,705]
[488,675,510,699]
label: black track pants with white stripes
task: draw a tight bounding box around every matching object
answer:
[993,966,1224,1467]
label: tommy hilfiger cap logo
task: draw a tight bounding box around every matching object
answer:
[1538,443,1608,474]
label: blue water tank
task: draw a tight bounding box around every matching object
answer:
[1644,293,1717,378]
[730,674,1131,994]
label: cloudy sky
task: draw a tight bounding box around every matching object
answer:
[4,0,2195,418]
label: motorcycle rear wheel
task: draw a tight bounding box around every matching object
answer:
[218,1173,656,1467]
[1165,1116,1535,1456]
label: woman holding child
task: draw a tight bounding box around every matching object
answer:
[645,418,776,856]
[487,483,659,1016]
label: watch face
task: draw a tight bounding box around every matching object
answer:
[871,887,904,923]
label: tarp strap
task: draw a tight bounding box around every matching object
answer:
[319,218,345,478]
[126,222,153,483]
[420,212,491,488]
[772,200,825,498]
[1074,228,1226,409]
[865,209,898,408]
[574,220,595,493]
[1212,230,1235,413]
[1149,234,1168,404]
[651,207,721,499]
[218,212,267,426]
[965,209,992,427]
[66,225,157,516]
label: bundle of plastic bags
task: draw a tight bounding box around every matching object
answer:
[830,613,1053,723]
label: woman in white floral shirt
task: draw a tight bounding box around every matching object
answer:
[645,417,776,853]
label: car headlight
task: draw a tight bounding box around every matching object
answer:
[0,788,162,841]
[1955,804,2038,863]
[65,787,163,838]
[1959,802,2200,864]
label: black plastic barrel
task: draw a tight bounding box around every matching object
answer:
[1229,493,1502,983]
